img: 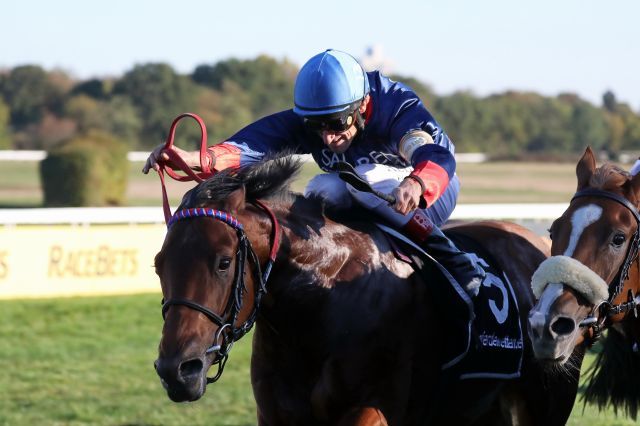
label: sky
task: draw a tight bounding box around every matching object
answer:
[2,0,639,109]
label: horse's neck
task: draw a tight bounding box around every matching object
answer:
[275,209,354,288]
[248,199,388,291]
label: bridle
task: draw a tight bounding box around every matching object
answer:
[153,112,283,383]
[572,188,640,343]
[161,202,281,383]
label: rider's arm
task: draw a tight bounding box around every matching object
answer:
[210,110,308,171]
[389,101,455,208]
[398,128,456,208]
[143,110,308,174]
[372,73,456,210]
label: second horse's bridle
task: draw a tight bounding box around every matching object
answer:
[573,189,640,342]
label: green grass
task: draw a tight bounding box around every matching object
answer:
[0,294,255,426]
[0,294,636,425]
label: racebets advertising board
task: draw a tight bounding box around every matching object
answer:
[0,224,165,299]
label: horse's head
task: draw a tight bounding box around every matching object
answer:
[528,147,640,365]
[153,158,297,402]
[153,185,257,401]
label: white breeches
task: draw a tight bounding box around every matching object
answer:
[304,163,459,228]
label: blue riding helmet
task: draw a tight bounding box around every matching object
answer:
[293,49,370,118]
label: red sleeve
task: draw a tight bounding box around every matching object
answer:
[208,143,242,172]
[410,161,450,207]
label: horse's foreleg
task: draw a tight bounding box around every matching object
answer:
[336,407,389,426]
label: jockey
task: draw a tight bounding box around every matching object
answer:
[143,49,486,296]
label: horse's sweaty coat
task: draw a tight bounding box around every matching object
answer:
[154,156,580,425]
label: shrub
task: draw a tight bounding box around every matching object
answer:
[40,131,128,206]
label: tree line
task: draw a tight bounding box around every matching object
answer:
[0,55,639,158]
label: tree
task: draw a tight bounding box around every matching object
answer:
[208,80,253,143]
[526,97,573,153]
[604,112,625,154]
[616,104,640,151]
[569,100,607,152]
[64,94,101,133]
[0,65,62,129]
[603,90,617,112]
[192,55,296,119]
[113,63,198,148]
[63,94,142,148]
[434,91,484,152]
[71,78,110,100]
[101,96,143,148]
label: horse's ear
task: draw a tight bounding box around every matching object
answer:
[224,186,246,214]
[576,146,596,190]
[629,171,640,205]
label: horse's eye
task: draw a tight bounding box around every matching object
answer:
[219,258,232,271]
[612,233,626,247]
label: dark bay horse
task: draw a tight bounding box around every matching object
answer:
[153,156,578,425]
[528,146,640,419]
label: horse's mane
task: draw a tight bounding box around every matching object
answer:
[178,153,302,209]
[590,163,630,191]
[582,324,640,420]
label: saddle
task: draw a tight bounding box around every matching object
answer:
[379,224,524,380]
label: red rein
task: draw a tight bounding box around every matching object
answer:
[156,113,215,224]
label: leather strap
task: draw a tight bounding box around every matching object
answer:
[156,113,215,223]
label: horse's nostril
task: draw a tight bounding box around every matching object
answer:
[179,358,204,379]
[551,317,575,336]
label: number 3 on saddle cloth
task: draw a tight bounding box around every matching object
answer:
[378,224,524,380]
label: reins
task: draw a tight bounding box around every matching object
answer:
[155,114,281,383]
[572,189,640,342]
[156,113,215,223]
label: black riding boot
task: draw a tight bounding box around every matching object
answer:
[403,209,485,297]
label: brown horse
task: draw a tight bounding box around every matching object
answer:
[528,147,640,419]
[153,156,578,425]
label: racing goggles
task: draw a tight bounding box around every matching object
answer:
[303,109,357,133]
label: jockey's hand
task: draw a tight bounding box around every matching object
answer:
[142,144,198,174]
[391,177,423,215]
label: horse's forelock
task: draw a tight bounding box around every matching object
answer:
[590,163,630,191]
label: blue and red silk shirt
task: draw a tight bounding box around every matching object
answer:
[210,71,457,207]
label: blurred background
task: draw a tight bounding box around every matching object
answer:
[1,0,639,424]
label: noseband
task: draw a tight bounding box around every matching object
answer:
[161,201,280,383]
[572,189,640,342]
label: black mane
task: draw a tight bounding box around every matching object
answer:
[179,153,303,209]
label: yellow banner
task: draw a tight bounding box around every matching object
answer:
[0,224,167,299]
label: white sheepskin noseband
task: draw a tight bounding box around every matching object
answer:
[531,255,609,304]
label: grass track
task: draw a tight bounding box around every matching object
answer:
[0,294,255,426]
[0,294,636,425]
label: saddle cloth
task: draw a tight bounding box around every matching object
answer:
[377,224,524,380]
